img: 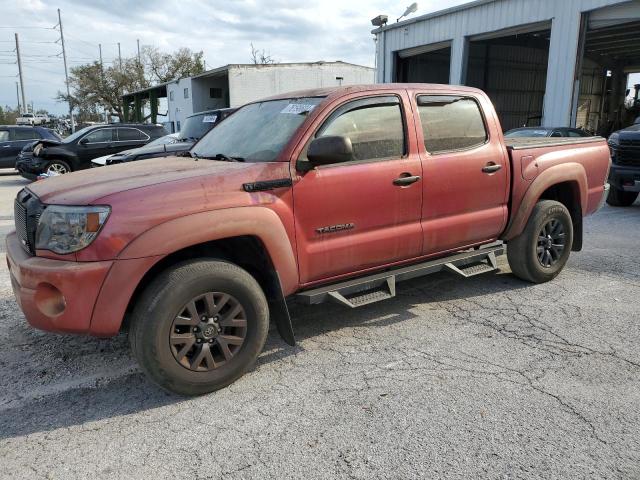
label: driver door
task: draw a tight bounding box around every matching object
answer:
[292,93,424,284]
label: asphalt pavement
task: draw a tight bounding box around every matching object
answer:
[0,173,639,479]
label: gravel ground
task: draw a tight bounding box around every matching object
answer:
[0,173,639,479]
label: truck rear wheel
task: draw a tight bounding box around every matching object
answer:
[606,187,638,207]
[129,259,269,396]
[507,200,573,284]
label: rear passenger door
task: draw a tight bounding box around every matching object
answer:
[415,94,509,254]
[293,94,423,284]
[117,127,150,151]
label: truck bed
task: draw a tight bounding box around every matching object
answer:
[505,136,605,150]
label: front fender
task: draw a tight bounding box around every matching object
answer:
[502,162,587,241]
[118,206,299,295]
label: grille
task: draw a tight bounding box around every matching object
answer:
[14,190,42,254]
[620,138,640,147]
[615,148,640,167]
[14,199,28,251]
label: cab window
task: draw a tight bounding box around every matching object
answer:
[316,96,405,162]
[417,95,488,154]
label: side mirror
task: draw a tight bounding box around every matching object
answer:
[79,137,89,145]
[298,136,353,172]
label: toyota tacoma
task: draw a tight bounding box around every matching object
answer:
[7,84,611,395]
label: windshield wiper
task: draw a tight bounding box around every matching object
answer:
[200,153,245,162]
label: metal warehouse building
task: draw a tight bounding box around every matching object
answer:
[373,0,640,133]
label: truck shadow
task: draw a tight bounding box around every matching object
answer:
[0,267,529,440]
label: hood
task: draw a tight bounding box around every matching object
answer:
[27,156,284,205]
[616,124,640,135]
[106,140,192,162]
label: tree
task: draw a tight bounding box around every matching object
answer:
[144,46,205,83]
[250,43,276,65]
[58,47,204,122]
[0,105,20,125]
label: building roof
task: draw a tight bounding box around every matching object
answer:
[372,0,498,33]
[191,61,374,80]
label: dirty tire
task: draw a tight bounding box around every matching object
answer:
[129,259,269,396]
[606,187,638,207]
[507,200,573,284]
[45,159,72,175]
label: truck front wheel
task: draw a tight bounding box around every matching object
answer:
[129,259,269,396]
[606,187,638,207]
[507,200,573,284]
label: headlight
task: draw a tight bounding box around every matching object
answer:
[608,133,619,146]
[36,205,110,254]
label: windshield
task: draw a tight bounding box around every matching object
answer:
[147,134,178,147]
[62,126,93,143]
[191,97,324,162]
[505,129,550,138]
[179,113,221,141]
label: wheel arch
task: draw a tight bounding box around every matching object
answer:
[502,162,587,246]
[91,207,298,343]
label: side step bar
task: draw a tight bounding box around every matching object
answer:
[297,244,504,308]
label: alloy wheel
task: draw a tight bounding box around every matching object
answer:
[47,163,69,175]
[169,292,247,372]
[537,219,566,268]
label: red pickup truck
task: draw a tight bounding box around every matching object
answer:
[7,84,610,395]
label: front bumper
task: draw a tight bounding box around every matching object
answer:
[15,154,44,180]
[6,232,113,334]
[608,164,640,192]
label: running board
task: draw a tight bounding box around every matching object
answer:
[297,244,503,308]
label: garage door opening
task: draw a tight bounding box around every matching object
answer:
[466,26,551,132]
[577,19,640,136]
[394,44,451,84]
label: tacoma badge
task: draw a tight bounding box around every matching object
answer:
[316,223,355,234]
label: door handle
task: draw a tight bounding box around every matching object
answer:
[393,173,421,186]
[482,162,502,174]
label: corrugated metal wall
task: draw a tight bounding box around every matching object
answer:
[375,0,630,126]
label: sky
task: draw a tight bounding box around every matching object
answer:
[0,0,469,115]
[1,0,638,116]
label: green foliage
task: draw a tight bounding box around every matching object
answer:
[0,105,20,125]
[58,46,204,121]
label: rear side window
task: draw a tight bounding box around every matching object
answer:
[118,128,148,141]
[83,128,115,143]
[417,95,488,154]
[14,129,39,141]
[318,97,405,162]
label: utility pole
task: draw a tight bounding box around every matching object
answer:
[137,39,141,65]
[57,8,75,133]
[14,33,26,114]
[98,43,107,123]
[118,42,122,69]
[15,81,20,112]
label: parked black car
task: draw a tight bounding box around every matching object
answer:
[0,126,61,169]
[504,127,592,138]
[16,123,167,179]
[607,123,640,207]
[92,108,236,167]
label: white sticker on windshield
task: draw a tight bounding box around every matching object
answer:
[202,115,218,123]
[280,104,317,115]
